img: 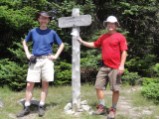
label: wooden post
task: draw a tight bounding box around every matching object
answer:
[71,8,81,111]
[58,8,92,112]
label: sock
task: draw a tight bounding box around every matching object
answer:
[99,99,105,106]
[25,101,31,107]
[112,103,117,109]
[39,101,45,106]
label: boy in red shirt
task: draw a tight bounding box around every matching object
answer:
[78,16,128,118]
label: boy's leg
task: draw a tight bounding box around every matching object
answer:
[38,81,49,117]
[25,82,35,106]
[107,91,119,118]
[39,58,54,116]
[94,66,110,115]
[108,69,121,118]
[17,61,41,117]
[112,91,119,109]
[39,81,49,105]
[96,89,105,106]
[16,82,35,117]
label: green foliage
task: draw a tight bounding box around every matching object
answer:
[141,82,159,104]
[0,42,28,90]
[141,77,159,86]
[1,0,159,90]
[81,50,101,69]
[0,6,37,29]
[81,49,100,83]
[0,59,27,91]
[141,77,159,104]
[54,61,71,85]
[122,69,141,86]
[126,54,157,76]
[152,63,159,76]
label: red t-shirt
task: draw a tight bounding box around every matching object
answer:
[94,32,128,69]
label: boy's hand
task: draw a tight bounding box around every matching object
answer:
[118,65,124,74]
[77,37,83,43]
[26,53,32,60]
[48,55,58,61]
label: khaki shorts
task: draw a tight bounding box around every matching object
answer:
[95,66,121,91]
[26,58,54,83]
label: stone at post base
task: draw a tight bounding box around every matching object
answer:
[64,100,94,116]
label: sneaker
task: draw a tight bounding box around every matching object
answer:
[16,106,30,117]
[107,107,116,119]
[38,105,45,117]
[93,104,107,115]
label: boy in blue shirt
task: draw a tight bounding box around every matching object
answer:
[17,11,64,117]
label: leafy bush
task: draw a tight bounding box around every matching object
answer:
[152,63,159,76]
[141,77,159,104]
[122,69,141,86]
[141,82,159,104]
[54,61,71,85]
[0,42,28,90]
[1,0,159,90]
[141,77,159,86]
[0,59,27,91]
[126,54,157,77]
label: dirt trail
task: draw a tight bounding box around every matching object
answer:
[116,87,157,119]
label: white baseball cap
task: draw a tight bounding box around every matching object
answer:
[103,16,120,26]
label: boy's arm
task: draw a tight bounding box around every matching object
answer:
[22,40,32,59]
[118,50,127,74]
[49,43,64,60]
[78,37,96,48]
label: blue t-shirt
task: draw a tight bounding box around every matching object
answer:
[25,28,62,56]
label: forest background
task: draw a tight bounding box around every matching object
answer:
[0,0,159,103]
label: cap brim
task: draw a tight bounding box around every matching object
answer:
[103,21,120,27]
[36,12,52,20]
[40,13,51,18]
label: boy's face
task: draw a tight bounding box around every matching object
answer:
[38,16,50,27]
[106,22,117,32]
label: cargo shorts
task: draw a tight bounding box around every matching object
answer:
[26,56,54,83]
[95,66,121,91]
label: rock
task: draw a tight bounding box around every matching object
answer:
[64,110,75,115]
[18,98,39,106]
[142,110,152,115]
[88,110,94,115]
[0,99,3,108]
[81,105,91,111]
[74,112,81,116]
[80,100,87,105]
[64,103,72,111]
[64,100,92,115]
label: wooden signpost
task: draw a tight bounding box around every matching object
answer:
[58,8,92,111]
